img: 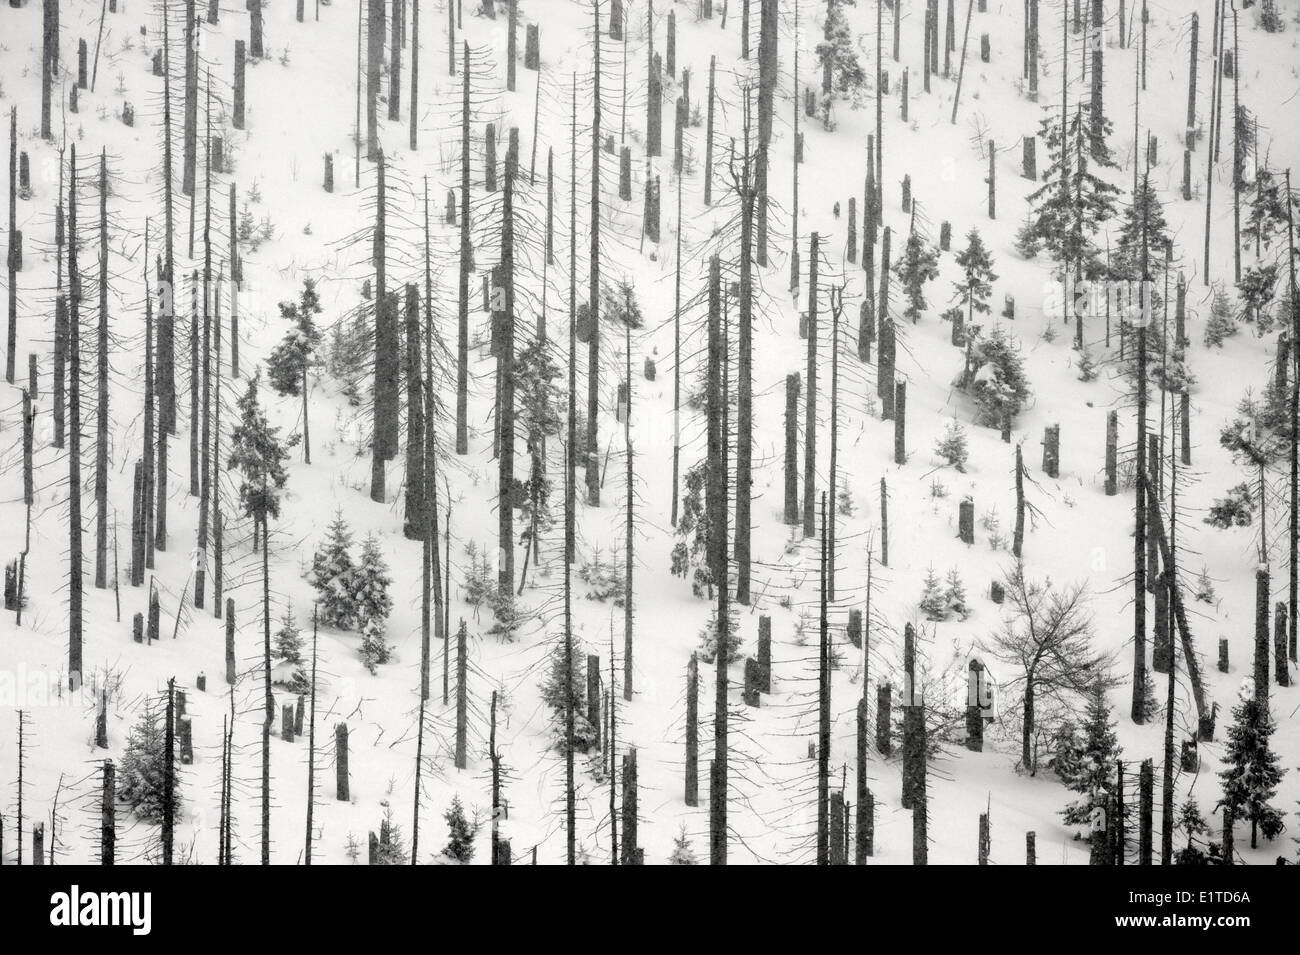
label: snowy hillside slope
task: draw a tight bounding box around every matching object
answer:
[1,0,1299,865]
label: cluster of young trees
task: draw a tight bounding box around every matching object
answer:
[307,512,395,672]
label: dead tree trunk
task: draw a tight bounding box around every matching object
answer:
[587,5,603,506]
[803,233,819,538]
[67,146,83,690]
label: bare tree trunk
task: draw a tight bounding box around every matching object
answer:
[587,4,602,506]
[816,494,830,863]
[367,0,384,161]
[404,284,425,540]
[6,108,17,385]
[707,255,728,865]
[261,513,272,864]
[803,233,819,538]
[41,0,59,140]
[67,146,83,690]
[183,0,197,196]
[456,43,470,455]
[498,134,517,592]
[390,0,403,120]
[735,121,755,602]
[163,679,175,864]
[410,0,419,150]
[94,150,110,590]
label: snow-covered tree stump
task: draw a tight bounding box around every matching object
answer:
[743,658,761,707]
[958,497,974,544]
[335,723,349,800]
[1042,424,1059,478]
[876,683,892,755]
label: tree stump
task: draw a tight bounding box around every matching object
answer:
[958,497,974,544]
[1023,136,1036,179]
[324,153,334,193]
[847,609,862,649]
[524,23,539,70]
[133,611,144,643]
[335,723,349,800]
[1042,424,1059,478]
[179,717,193,764]
[875,683,892,755]
[225,601,236,682]
[233,40,246,130]
[980,33,990,62]
[757,616,772,691]
[1218,637,1229,673]
[742,658,762,707]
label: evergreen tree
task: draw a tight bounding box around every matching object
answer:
[266,278,323,397]
[441,795,479,862]
[1175,798,1212,865]
[514,335,563,568]
[1023,108,1121,280]
[1112,176,1172,282]
[1203,286,1239,347]
[600,279,644,329]
[227,371,295,529]
[953,229,998,320]
[668,824,699,864]
[1061,686,1122,828]
[1258,0,1285,32]
[919,565,947,621]
[1241,168,1289,254]
[1237,262,1280,328]
[935,418,969,471]
[308,510,359,630]
[893,231,940,322]
[815,0,865,100]
[671,463,715,598]
[1204,482,1255,529]
[359,617,391,674]
[353,534,393,630]
[352,534,393,673]
[372,802,407,865]
[944,569,969,620]
[539,639,598,751]
[117,702,180,824]
[1218,692,1286,848]
[273,610,304,666]
[961,325,1032,427]
[698,603,741,664]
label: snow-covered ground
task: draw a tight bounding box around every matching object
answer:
[1,0,1299,865]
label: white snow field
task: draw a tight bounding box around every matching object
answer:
[1,0,1299,865]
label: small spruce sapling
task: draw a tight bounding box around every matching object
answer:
[935,418,969,471]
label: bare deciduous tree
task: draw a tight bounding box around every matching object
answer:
[981,562,1112,774]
